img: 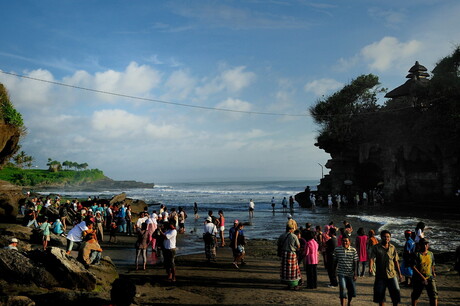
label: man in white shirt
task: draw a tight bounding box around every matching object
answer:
[249,199,255,218]
[136,212,149,232]
[161,223,178,282]
[203,216,218,262]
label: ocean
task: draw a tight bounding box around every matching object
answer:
[42,179,460,264]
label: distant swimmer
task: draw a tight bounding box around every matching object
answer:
[194,202,199,219]
[249,199,255,218]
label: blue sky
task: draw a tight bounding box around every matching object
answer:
[0,0,459,183]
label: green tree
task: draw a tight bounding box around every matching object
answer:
[309,74,384,153]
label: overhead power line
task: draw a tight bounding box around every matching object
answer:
[0,70,308,117]
[0,70,415,118]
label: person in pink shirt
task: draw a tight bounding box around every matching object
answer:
[304,230,319,289]
[355,227,368,277]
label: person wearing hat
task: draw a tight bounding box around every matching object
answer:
[286,214,298,231]
[4,238,19,250]
[203,216,218,262]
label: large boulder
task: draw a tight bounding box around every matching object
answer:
[1,224,33,241]
[109,192,127,205]
[42,247,97,290]
[0,180,26,222]
[0,249,60,288]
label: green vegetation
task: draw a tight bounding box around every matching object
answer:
[0,84,24,127]
[310,47,460,154]
[309,74,386,153]
[0,166,107,186]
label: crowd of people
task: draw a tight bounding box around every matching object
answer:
[277,217,438,305]
[7,193,455,305]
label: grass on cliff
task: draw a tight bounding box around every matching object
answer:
[0,166,107,186]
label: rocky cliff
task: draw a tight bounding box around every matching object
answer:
[312,50,460,203]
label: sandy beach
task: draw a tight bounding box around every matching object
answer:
[104,235,460,305]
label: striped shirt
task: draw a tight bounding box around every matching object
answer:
[333,245,358,277]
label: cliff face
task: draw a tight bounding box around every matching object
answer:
[0,121,21,168]
[317,107,459,202]
[0,121,24,221]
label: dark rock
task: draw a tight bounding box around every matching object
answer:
[109,192,127,205]
[30,291,108,306]
[0,296,36,306]
[295,192,311,208]
[0,249,59,288]
[42,247,97,291]
[1,224,33,241]
[0,180,27,222]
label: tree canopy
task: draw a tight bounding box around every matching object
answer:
[309,74,384,152]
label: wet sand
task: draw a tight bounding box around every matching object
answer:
[104,235,460,305]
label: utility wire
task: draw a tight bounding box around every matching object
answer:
[0,70,415,118]
[0,70,308,117]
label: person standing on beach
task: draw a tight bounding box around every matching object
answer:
[304,230,319,289]
[249,199,255,218]
[411,239,438,306]
[401,230,415,287]
[355,227,368,277]
[39,217,51,250]
[369,230,402,306]
[203,216,218,263]
[135,223,149,270]
[326,227,339,288]
[218,210,225,247]
[272,197,276,212]
[278,223,301,290]
[334,236,358,306]
[160,222,177,282]
[193,202,199,219]
[289,196,294,212]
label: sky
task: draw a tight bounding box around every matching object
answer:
[0,0,459,183]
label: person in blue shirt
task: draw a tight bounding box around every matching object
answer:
[402,230,416,287]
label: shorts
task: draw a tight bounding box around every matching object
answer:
[249,208,254,211]
[43,235,50,241]
[338,275,356,299]
[220,226,225,232]
[163,248,176,270]
[179,222,185,229]
[373,277,400,304]
[411,278,438,301]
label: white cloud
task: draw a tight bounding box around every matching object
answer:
[92,62,162,101]
[304,78,343,97]
[91,109,187,140]
[361,37,422,71]
[162,69,197,101]
[195,66,256,98]
[215,98,252,120]
[1,69,55,109]
[220,66,256,92]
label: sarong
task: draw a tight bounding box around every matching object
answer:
[280,251,301,281]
